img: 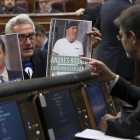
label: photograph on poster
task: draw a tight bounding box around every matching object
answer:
[47,19,92,76]
[0,34,23,84]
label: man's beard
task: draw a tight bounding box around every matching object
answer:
[5,5,15,11]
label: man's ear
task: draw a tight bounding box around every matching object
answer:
[66,29,68,34]
[4,51,8,60]
[37,32,43,38]
[38,32,42,36]
[129,31,137,45]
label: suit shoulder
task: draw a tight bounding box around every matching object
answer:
[32,9,40,13]
[51,8,62,13]
[0,7,3,10]
[31,49,47,66]
[34,49,47,57]
[85,6,97,13]
[0,7,4,14]
[15,6,27,13]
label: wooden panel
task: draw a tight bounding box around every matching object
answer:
[0,13,80,33]
[81,87,97,129]
[66,0,86,12]
[0,1,3,7]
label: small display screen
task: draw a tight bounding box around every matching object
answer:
[0,101,27,140]
[86,82,109,126]
[45,89,81,140]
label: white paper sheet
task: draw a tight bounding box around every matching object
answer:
[75,129,140,140]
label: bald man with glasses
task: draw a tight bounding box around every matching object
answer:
[32,0,61,13]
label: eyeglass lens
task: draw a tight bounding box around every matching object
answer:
[18,33,37,42]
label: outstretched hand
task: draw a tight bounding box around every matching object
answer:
[87,27,101,49]
[81,57,116,83]
[75,8,85,16]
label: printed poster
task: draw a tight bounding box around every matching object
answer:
[0,34,23,83]
[47,19,92,76]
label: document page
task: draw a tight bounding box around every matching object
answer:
[75,129,140,140]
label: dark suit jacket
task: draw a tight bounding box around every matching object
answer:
[23,49,47,79]
[81,3,102,27]
[7,69,23,81]
[43,40,48,51]
[97,0,135,79]
[106,77,140,138]
[32,8,61,13]
[0,6,27,14]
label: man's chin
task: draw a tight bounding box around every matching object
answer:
[22,53,33,61]
[5,6,15,11]
[42,8,48,12]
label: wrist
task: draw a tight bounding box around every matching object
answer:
[107,74,116,85]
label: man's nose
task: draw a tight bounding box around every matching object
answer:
[42,2,46,5]
[25,37,32,44]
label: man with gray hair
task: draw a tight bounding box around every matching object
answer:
[5,14,47,79]
[34,22,48,50]
[82,4,140,138]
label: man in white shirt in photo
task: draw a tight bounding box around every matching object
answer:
[51,21,84,76]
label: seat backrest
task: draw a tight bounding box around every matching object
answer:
[52,0,67,12]
[86,0,101,7]
[16,1,29,13]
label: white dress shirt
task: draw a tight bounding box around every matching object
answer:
[0,67,9,82]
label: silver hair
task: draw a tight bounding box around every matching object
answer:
[5,14,35,34]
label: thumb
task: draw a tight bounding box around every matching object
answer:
[116,112,122,117]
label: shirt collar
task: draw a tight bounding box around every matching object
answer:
[41,37,48,49]
[40,7,52,13]
[1,67,9,81]
[3,7,15,14]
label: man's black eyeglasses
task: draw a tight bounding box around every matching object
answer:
[18,33,38,42]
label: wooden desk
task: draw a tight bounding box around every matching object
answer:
[0,13,81,33]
